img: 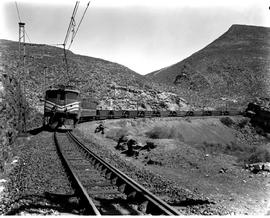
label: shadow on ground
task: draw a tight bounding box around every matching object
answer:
[5,192,88,215]
[27,126,45,135]
[26,126,72,135]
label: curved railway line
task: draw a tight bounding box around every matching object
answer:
[54,131,181,215]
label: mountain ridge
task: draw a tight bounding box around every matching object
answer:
[145,24,270,107]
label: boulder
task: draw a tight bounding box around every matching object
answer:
[247,162,270,173]
[147,159,162,166]
[263,163,270,172]
[127,139,137,151]
[115,135,128,150]
[219,168,228,174]
[116,136,143,155]
[250,163,262,173]
[142,141,157,151]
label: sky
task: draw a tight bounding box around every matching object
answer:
[0,0,269,75]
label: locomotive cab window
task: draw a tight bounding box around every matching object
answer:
[46,91,57,99]
[60,91,65,100]
[66,92,79,100]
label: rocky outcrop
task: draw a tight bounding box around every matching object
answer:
[0,68,27,172]
[245,162,270,173]
[98,84,189,110]
[0,54,43,173]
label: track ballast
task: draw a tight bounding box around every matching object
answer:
[54,131,181,215]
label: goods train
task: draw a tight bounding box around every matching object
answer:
[43,85,243,130]
[43,85,81,130]
[79,108,241,122]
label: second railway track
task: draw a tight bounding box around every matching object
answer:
[54,131,181,215]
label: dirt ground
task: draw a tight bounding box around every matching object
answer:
[75,116,270,215]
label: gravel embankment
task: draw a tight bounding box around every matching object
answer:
[73,128,231,215]
[0,131,79,215]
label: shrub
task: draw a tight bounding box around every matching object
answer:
[223,142,270,164]
[141,103,146,109]
[224,142,244,153]
[118,120,128,127]
[147,159,162,166]
[201,141,261,161]
[184,117,191,123]
[220,117,234,127]
[146,141,157,149]
[105,127,129,141]
[237,118,249,129]
[202,142,225,154]
[254,126,266,136]
[145,125,183,140]
[159,101,167,109]
[145,126,163,139]
[245,148,270,164]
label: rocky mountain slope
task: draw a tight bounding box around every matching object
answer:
[0,39,189,112]
[146,24,270,108]
[0,60,31,174]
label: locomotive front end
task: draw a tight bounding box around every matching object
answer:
[44,87,81,130]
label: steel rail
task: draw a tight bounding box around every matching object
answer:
[53,132,101,215]
[67,131,181,215]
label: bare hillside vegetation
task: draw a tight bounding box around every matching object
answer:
[146,24,270,108]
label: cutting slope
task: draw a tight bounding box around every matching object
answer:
[0,39,188,111]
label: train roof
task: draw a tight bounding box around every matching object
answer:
[46,87,80,94]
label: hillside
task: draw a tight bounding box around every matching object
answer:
[146,24,270,108]
[0,39,189,112]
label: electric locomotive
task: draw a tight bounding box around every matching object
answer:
[43,85,81,130]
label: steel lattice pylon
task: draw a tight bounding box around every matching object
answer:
[18,22,26,133]
[18,22,26,78]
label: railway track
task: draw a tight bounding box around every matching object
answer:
[54,131,181,215]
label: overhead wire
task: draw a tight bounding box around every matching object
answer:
[62,1,91,86]
[63,1,91,51]
[62,1,79,85]
[63,1,80,48]
[15,2,22,22]
[48,43,65,47]
[25,31,31,43]
[68,1,91,50]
